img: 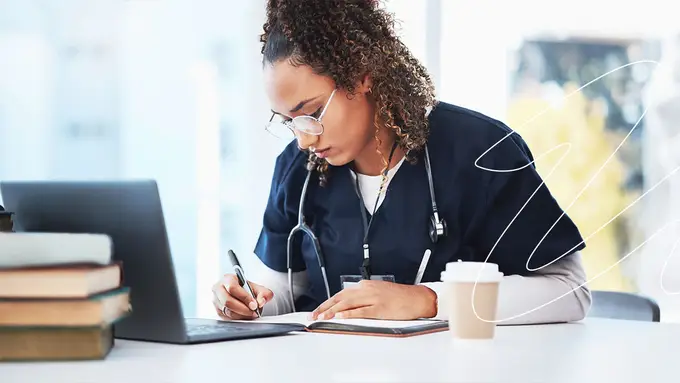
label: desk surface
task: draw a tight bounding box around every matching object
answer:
[2,318,679,383]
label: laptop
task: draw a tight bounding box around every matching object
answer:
[0,180,302,344]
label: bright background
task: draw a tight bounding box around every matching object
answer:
[1,0,679,320]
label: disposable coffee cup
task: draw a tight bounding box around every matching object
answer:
[441,261,503,340]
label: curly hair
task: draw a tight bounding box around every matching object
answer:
[260,0,437,186]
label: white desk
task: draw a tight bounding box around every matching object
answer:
[2,318,679,382]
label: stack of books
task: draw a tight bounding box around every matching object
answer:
[0,232,131,361]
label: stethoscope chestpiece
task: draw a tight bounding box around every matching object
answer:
[429,213,447,243]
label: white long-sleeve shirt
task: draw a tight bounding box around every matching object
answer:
[249,249,591,325]
[249,157,592,325]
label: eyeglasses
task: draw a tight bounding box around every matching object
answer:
[265,89,337,139]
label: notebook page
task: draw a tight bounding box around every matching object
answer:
[229,312,441,329]
[224,312,315,326]
[251,312,315,326]
[320,318,441,328]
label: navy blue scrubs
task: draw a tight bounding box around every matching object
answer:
[254,102,586,311]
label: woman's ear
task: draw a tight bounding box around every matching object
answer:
[357,73,373,94]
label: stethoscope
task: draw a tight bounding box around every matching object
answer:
[286,143,447,311]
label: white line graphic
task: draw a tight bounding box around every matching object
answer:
[469,59,680,322]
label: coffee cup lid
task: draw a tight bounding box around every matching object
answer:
[440,261,503,283]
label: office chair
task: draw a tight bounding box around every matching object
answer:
[0,204,13,232]
[587,290,661,322]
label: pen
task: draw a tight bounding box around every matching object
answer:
[228,249,261,317]
[413,249,431,285]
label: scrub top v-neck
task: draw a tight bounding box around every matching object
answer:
[254,101,586,312]
[351,156,406,214]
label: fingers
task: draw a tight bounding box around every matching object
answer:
[213,285,256,319]
[335,306,373,319]
[311,290,345,320]
[252,284,274,309]
[319,299,370,320]
[225,281,259,311]
[225,294,259,317]
[213,296,228,319]
[213,296,248,320]
[312,288,371,320]
[211,275,262,319]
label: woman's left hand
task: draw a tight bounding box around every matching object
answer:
[310,280,437,320]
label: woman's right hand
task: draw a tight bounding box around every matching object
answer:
[212,274,274,320]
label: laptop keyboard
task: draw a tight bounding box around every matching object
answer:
[185,322,252,336]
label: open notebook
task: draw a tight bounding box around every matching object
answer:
[228,312,448,337]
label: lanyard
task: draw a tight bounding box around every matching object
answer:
[353,141,398,279]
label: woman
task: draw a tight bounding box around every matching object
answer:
[212,0,591,324]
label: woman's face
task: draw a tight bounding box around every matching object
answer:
[264,60,375,167]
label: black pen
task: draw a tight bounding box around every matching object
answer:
[228,249,262,318]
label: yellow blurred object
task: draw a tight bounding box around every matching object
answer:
[506,83,634,292]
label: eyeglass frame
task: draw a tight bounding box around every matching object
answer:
[265,88,337,138]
